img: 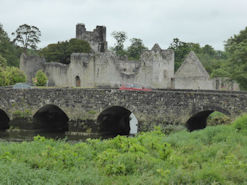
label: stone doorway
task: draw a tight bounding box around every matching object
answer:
[75,76,81,87]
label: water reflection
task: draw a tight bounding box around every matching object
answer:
[0,111,139,142]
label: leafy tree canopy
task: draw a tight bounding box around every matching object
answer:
[224,27,247,90]
[127,38,147,60]
[169,38,229,75]
[0,24,21,66]
[111,31,128,57]
[39,39,91,64]
[12,24,41,52]
[111,32,147,60]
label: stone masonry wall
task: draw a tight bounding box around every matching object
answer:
[76,23,107,52]
[0,88,247,132]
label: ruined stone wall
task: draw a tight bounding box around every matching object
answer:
[76,23,107,52]
[44,63,69,86]
[68,53,96,87]
[213,77,240,91]
[174,51,214,90]
[20,54,45,84]
[174,77,214,90]
[67,45,174,89]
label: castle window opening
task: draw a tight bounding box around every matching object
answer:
[75,76,81,87]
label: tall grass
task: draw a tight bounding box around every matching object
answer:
[0,115,247,185]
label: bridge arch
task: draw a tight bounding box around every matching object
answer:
[33,104,69,131]
[97,106,138,137]
[0,109,10,130]
[186,105,231,132]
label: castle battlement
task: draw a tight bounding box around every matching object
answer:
[76,23,107,53]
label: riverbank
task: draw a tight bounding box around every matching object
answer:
[0,114,246,185]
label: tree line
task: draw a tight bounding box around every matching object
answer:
[0,23,247,89]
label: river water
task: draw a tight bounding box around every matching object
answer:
[0,113,139,142]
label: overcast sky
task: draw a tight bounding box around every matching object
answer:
[0,0,246,50]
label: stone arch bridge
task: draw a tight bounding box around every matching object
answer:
[0,88,247,138]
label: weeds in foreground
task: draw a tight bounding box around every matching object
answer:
[0,115,247,184]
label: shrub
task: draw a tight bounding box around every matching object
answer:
[33,70,47,86]
[207,111,231,126]
[0,55,7,68]
[6,67,26,85]
[0,68,8,86]
[233,113,247,134]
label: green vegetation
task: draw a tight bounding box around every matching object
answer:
[0,24,22,67]
[39,39,91,64]
[12,24,41,53]
[12,109,32,119]
[225,27,247,90]
[127,38,147,60]
[168,38,228,74]
[207,111,231,126]
[111,31,147,60]
[33,70,48,86]
[0,115,247,184]
[0,66,26,86]
[169,26,247,90]
[233,113,247,134]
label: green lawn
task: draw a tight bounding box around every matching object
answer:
[0,114,247,185]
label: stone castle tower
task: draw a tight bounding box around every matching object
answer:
[76,23,108,52]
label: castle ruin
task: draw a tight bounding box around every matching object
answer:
[20,23,239,91]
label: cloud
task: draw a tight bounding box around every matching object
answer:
[0,0,246,50]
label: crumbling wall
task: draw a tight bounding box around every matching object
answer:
[175,77,214,90]
[91,44,174,89]
[76,23,107,52]
[213,77,240,91]
[20,54,45,84]
[174,51,214,90]
[67,44,174,89]
[68,53,96,87]
[44,63,69,86]
[140,44,174,88]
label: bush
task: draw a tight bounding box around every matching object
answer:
[207,111,231,126]
[6,67,26,85]
[0,68,8,86]
[33,70,47,86]
[0,55,7,68]
[233,113,247,134]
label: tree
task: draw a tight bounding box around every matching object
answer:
[0,55,7,68]
[33,70,48,86]
[39,39,91,64]
[169,38,200,71]
[12,24,41,53]
[0,24,20,66]
[225,27,247,90]
[111,31,127,57]
[169,38,230,76]
[127,38,147,60]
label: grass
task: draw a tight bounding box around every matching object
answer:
[0,114,247,185]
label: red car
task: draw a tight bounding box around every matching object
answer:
[119,84,152,91]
